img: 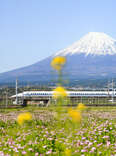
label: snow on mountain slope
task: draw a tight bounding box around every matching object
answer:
[1,32,116,83]
[54,32,116,56]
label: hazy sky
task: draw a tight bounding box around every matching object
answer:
[1,0,116,73]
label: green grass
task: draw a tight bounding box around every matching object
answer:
[0,106,116,155]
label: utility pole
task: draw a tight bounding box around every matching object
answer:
[5,90,8,108]
[16,79,18,105]
[112,79,114,103]
[107,80,110,96]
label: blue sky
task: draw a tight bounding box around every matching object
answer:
[1,0,116,73]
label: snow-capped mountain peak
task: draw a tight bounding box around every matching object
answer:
[54,32,116,56]
[1,32,116,83]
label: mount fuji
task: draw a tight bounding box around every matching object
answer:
[1,32,116,84]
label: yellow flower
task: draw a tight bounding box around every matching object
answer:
[68,108,81,123]
[77,103,86,110]
[53,86,67,99]
[51,56,66,71]
[17,112,32,125]
[65,149,71,156]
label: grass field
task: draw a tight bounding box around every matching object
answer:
[0,106,116,156]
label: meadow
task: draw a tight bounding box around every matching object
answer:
[0,106,116,156]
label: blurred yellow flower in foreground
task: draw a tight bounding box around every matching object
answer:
[53,86,67,99]
[65,149,71,156]
[77,103,86,110]
[51,56,66,71]
[68,109,81,123]
[17,112,32,125]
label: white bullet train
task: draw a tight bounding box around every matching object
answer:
[11,90,116,98]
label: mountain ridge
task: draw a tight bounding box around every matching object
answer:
[1,32,116,83]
